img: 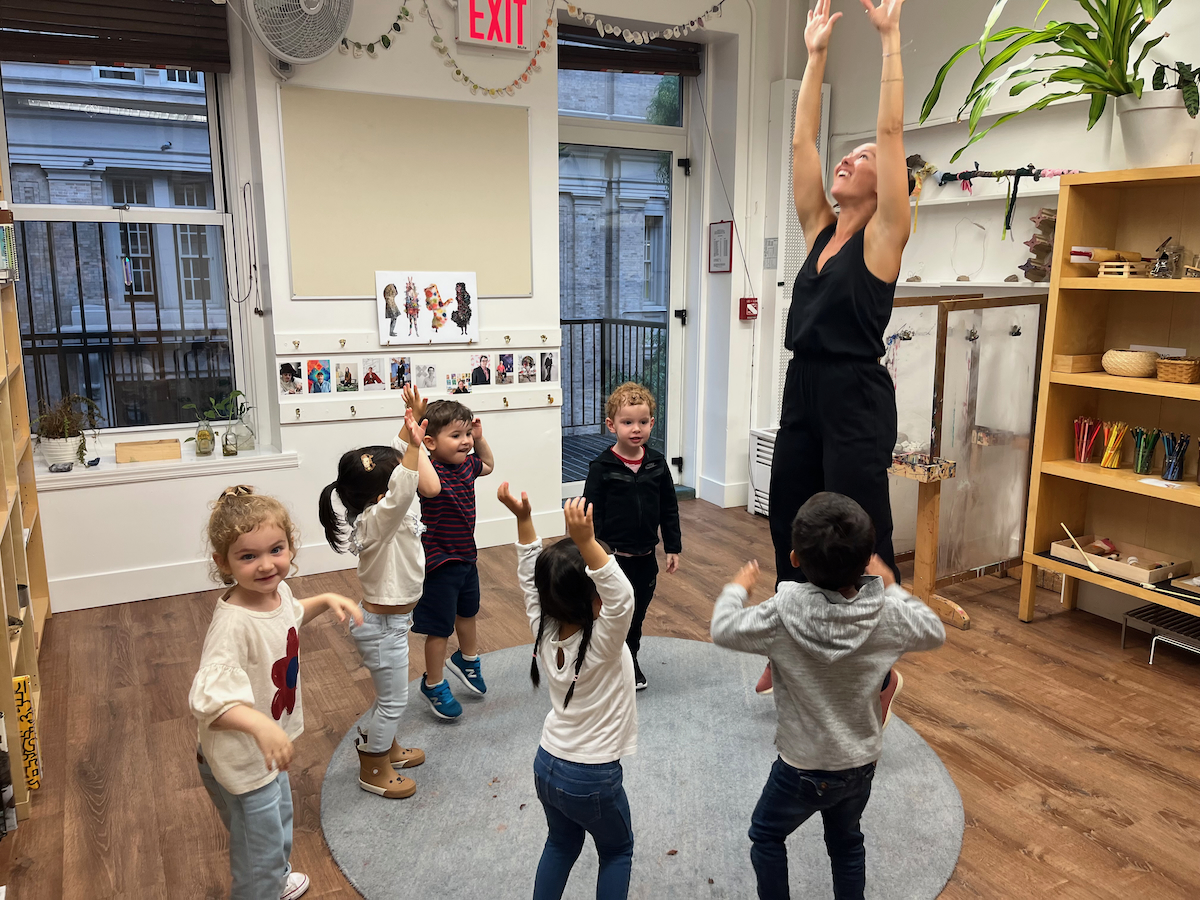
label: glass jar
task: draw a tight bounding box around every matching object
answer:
[231,417,255,451]
[194,423,215,456]
[222,428,239,457]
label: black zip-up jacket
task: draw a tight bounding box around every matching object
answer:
[582,446,682,557]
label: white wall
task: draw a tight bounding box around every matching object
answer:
[39,0,809,611]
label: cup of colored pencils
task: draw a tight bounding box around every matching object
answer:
[1100,421,1129,469]
[1132,427,1160,475]
[1074,416,1101,463]
[1162,432,1190,482]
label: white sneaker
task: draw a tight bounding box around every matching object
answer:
[280,872,310,900]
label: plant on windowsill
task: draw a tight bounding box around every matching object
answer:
[185,390,254,457]
[919,0,1198,168]
[33,394,103,467]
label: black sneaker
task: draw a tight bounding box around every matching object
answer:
[633,657,648,691]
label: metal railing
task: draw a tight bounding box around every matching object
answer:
[560,317,667,455]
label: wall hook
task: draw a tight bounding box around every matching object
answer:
[547,394,554,404]
[295,408,301,419]
[468,338,474,345]
[293,340,300,349]
[503,397,509,407]
[1009,324,1022,337]
[339,338,346,348]
[350,405,356,416]
[504,335,511,344]
[966,327,980,342]
[541,334,547,343]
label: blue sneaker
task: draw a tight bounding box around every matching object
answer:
[419,676,462,719]
[446,650,487,695]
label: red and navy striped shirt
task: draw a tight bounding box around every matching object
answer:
[421,455,485,571]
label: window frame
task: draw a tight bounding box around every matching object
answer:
[0,69,251,444]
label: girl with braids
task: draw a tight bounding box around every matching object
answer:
[497,485,638,900]
[318,388,441,799]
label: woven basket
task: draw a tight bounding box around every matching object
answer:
[1157,356,1200,384]
[1102,349,1159,378]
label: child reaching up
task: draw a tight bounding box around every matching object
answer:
[318,393,439,799]
[711,492,945,900]
[414,400,494,718]
[190,486,363,900]
[497,485,638,900]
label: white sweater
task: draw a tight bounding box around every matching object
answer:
[518,540,638,764]
[189,582,305,795]
[351,437,425,607]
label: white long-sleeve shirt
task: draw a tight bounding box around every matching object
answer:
[189,582,305,795]
[518,540,638,764]
[351,436,425,606]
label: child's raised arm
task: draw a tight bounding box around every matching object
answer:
[564,497,608,571]
[498,481,537,543]
[500,482,544,635]
[472,417,495,477]
[711,560,780,654]
[566,497,635,661]
[401,385,440,497]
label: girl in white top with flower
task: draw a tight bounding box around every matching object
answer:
[190,486,362,900]
[497,485,638,900]
[318,392,440,798]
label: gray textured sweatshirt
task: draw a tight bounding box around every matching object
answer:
[711,576,945,771]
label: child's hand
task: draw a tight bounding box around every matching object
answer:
[666,553,680,574]
[405,408,427,445]
[731,560,759,595]
[402,384,428,420]
[326,593,364,626]
[471,417,485,441]
[253,720,294,772]
[497,482,532,518]
[866,554,896,588]
[563,497,595,546]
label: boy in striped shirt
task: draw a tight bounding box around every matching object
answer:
[414,400,495,719]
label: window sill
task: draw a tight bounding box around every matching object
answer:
[34,446,299,492]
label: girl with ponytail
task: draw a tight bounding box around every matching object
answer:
[318,387,441,800]
[497,485,638,900]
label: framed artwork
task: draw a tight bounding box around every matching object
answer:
[376,271,479,346]
[335,361,360,392]
[497,353,513,385]
[389,356,412,390]
[307,359,331,393]
[708,220,733,274]
[362,357,387,391]
[279,360,304,396]
[540,351,557,383]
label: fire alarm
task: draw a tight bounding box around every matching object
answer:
[739,297,759,320]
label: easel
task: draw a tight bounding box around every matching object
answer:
[888,295,1047,630]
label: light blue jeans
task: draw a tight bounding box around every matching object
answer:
[197,750,292,899]
[350,606,412,753]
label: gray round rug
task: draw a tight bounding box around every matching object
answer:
[321,637,962,899]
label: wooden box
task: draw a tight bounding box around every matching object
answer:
[1051,353,1103,374]
[1050,536,1190,585]
[115,439,181,464]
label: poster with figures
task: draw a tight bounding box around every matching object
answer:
[376,271,479,346]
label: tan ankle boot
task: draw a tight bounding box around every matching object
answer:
[357,745,416,798]
[390,740,425,769]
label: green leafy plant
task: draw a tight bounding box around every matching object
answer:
[184,390,251,443]
[920,0,1174,162]
[1152,61,1200,117]
[33,393,103,463]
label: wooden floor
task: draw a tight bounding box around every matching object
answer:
[3,501,1199,899]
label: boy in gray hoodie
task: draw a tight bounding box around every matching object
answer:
[711,492,945,900]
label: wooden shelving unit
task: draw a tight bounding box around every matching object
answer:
[0,176,50,821]
[1021,165,1200,622]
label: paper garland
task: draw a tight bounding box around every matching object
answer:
[423,0,557,97]
[339,4,416,58]
[563,1,725,43]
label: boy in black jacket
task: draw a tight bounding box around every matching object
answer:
[583,382,682,690]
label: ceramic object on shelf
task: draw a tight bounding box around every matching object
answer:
[1117,92,1200,168]
[1101,349,1159,378]
[38,436,80,467]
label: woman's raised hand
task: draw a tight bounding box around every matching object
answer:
[859,0,904,35]
[804,0,843,54]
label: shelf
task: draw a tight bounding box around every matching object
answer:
[8,628,18,668]
[895,281,1049,292]
[1025,550,1200,619]
[1049,371,1200,401]
[1042,459,1200,506]
[1059,277,1200,293]
[14,432,28,461]
[910,185,1060,209]
[1062,166,1200,189]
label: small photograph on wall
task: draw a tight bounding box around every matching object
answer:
[540,351,557,383]
[307,359,331,393]
[447,373,472,395]
[362,357,387,391]
[519,354,537,383]
[390,356,412,390]
[497,353,514,385]
[470,354,492,386]
[336,361,360,392]
[415,364,438,389]
[279,361,305,396]
[376,271,479,346]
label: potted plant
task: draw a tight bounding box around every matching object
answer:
[185,390,253,457]
[34,393,102,466]
[1118,61,1200,167]
[919,0,1194,167]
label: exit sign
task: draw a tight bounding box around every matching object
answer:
[457,0,532,52]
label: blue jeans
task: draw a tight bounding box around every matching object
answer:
[532,747,634,900]
[350,607,412,753]
[748,757,876,900]
[198,750,293,899]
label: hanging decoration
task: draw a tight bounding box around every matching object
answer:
[339,4,416,58]
[422,0,555,96]
[563,1,725,43]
